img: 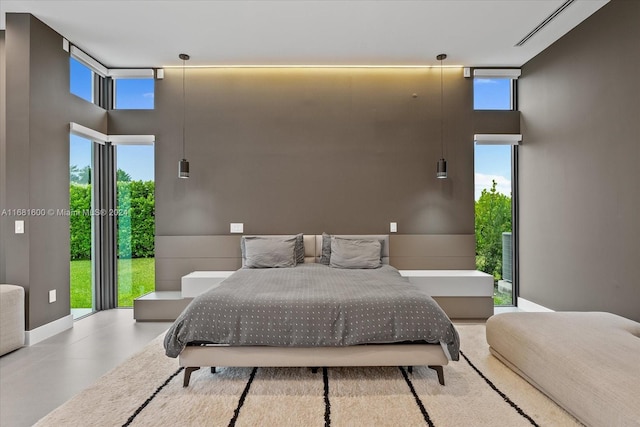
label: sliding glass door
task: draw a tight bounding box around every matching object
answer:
[69,135,95,318]
[116,144,155,307]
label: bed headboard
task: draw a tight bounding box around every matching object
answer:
[303,234,317,263]
[155,233,474,291]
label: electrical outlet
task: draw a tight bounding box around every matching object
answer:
[230,223,244,233]
[390,222,398,233]
[49,289,56,303]
[15,220,25,234]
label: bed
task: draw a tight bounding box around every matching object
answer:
[164,234,459,386]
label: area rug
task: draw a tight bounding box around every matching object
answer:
[34,324,581,426]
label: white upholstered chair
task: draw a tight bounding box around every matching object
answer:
[0,284,25,356]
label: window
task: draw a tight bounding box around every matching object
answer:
[70,46,155,109]
[70,46,108,106]
[473,69,520,111]
[473,78,513,110]
[70,57,94,103]
[473,69,520,306]
[114,78,155,109]
[474,144,513,306]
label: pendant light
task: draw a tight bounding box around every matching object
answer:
[436,53,447,179]
[178,53,190,178]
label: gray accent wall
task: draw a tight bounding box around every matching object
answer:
[519,0,640,321]
[1,31,6,284]
[473,111,521,134]
[110,67,476,237]
[4,14,107,330]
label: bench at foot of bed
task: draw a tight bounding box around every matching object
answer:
[487,312,640,427]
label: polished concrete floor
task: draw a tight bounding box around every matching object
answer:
[0,309,172,427]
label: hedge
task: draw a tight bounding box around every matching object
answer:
[70,181,155,260]
[69,184,92,260]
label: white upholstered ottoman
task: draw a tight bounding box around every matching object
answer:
[0,284,25,356]
[487,312,640,427]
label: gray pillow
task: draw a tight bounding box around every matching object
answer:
[320,234,385,265]
[319,232,331,265]
[329,237,382,269]
[244,236,296,268]
[242,234,304,266]
[293,233,305,264]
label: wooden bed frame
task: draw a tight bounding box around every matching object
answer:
[178,235,452,386]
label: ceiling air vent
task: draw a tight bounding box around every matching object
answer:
[515,0,576,46]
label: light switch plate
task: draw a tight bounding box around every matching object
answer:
[15,220,25,234]
[390,222,398,233]
[230,223,244,233]
[49,289,56,303]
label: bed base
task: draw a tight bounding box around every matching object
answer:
[182,364,444,387]
[179,343,449,387]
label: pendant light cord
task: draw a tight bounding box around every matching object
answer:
[182,57,186,159]
[439,56,444,159]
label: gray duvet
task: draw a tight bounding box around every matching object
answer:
[164,264,459,360]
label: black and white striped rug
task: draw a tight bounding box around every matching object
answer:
[35,325,580,427]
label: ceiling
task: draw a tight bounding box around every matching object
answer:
[1,0,609,68]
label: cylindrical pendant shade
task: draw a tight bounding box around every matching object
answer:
[436,158,447,179]
[178,158,190,178]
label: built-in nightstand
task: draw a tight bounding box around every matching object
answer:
[133,271,235,321]
[399,270,495,319]
[181,271,235,298]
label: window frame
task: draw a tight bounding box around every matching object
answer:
[473,69,521,307]
[69,45,155,110]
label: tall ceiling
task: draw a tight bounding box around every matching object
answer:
[1,0,609,68]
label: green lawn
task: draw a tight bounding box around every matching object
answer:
[70,258,155,308]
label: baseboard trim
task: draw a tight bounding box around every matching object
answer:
[25,314,73,346]
[517,297,554,312]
